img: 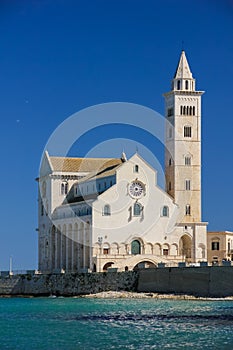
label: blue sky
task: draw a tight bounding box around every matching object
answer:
[0,0,232,270]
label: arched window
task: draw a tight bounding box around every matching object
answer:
[185,80,189,90]
[189,106,192,115]
[185,205,191,215]
[183,106,186,115]
[177,80,181,90]
[162,206,169,217]
[103,204,111,216]
[180,106,183,115]
[131,240,141,255]
[133,202,142,216]
[134,165,139,173]
[184,126,192,137]
[193,106,195,115]
[169,158,172,166]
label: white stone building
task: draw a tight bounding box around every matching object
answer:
[37,51,208,273]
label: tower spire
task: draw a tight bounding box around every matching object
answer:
[172,51,195,91]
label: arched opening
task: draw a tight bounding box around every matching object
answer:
[133,261,157,270]
[177,80,181,90]
[131,240,141,255]
[133,202,142,216]
[103,262,114,271]
[185,80,188,90]
[180,235,192,260]
[93,263,97,272]
[103,204,111,216]
[162,206,169,217]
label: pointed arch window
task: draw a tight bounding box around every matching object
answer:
[177,80,181,90]
[133,202,142,216]
[185,80,189,90]
[103,204,111,216]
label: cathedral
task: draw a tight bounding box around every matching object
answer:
[37,51,208,273]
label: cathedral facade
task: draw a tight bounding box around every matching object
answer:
[37,51,208,273]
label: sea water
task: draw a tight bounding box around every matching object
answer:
[0,297,233,349]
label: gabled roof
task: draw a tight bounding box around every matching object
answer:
[49,156,122,173]
[174,50,193,79]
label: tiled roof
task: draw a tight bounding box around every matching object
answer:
[79,163,122,183]
[50,156,122,173]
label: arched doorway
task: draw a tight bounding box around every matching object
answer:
[103,262,114,271]
[131,240,141,255]
[180,235,192,260]
[133,261,156,270]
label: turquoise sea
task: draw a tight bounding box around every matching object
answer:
[0,297,233,350]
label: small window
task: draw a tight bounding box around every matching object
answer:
[134,165,139,173]
[185,205,191,215]
[163,249,169,256]
[133,202,142,216]
[193,106,195,115]
[169,127,172,138]
[168,181,172,191]
[61,182,68,195]
[212,242,219,251]
[103,248,109,255]
[183,106,186,115]
[185,180,191,191]
[167,107,173,117]
[103,204,111,216]
[185,156,191,166]
[184,126,192,137]
[180,106,183,115]
[41,203,44,216]
[189,106,192,115]
[177,80,181,90]
[185,80,188,90]
[169,158,172,166]
[162,206,169,217]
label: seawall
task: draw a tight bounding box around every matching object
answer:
[0,267,233,297]
[137,266,233,297]
[0,271,138,296]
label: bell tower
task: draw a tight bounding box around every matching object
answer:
[164,51,204,224]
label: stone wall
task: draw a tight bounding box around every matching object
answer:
[0,267,233,297]
[0,271,138,296]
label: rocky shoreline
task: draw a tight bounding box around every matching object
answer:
[81,290,233,300]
